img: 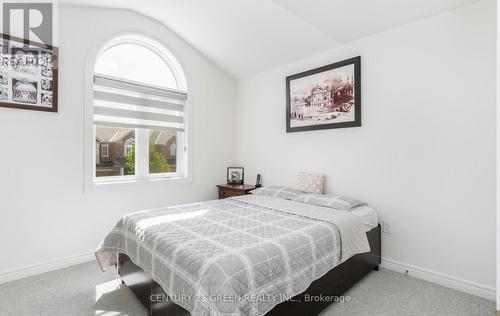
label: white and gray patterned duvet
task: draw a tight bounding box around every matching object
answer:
[96,195,370,316]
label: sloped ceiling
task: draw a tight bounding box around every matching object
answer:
[61,0,477,78]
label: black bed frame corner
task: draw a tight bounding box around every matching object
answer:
[119,225,381,316]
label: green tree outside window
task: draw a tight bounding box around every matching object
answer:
[124,144,171,175]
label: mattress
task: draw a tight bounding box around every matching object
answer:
[96,195,371,316]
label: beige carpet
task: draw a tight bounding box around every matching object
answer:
[0,261,495,316]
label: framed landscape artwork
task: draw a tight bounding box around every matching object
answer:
[286,56,361,132]
[0,33,58,112]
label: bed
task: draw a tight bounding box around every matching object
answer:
[96,194,381,316]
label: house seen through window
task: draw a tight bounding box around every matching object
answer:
[93,39,187,180]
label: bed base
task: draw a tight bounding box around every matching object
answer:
[118,225,381,316]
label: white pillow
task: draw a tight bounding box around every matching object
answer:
[297,172,325,194]
[292,193,366,211]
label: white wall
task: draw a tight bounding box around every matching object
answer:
[236,0,496,294]
[0,5,236,276]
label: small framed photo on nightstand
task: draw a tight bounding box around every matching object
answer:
[227,167,244,185]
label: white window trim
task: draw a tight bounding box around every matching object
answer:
[83,32,192,191]
[101,144,109,157]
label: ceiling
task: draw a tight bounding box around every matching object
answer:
[61,0,477,78]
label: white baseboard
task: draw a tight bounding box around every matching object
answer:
[381,257,496,301]
[0,252,95,284]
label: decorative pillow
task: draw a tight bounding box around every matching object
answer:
[292,193,366,211]
[250,186,304,200]
[297,172,326,194]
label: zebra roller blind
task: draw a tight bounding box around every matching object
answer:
[93,74,186,131]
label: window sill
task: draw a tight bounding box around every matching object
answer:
[88,175,192,190]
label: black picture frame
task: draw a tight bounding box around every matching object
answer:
[227,167,244,185]
[0,33,59,113]
[286,56,361,133]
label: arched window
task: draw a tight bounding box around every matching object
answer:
[124,138,135,157]
[95,44,178,90]
[92,35,187,181]
[169,143,177,156]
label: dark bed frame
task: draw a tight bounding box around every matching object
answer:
[118,225,381,316]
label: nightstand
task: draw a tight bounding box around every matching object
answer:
[216,184,256,199]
